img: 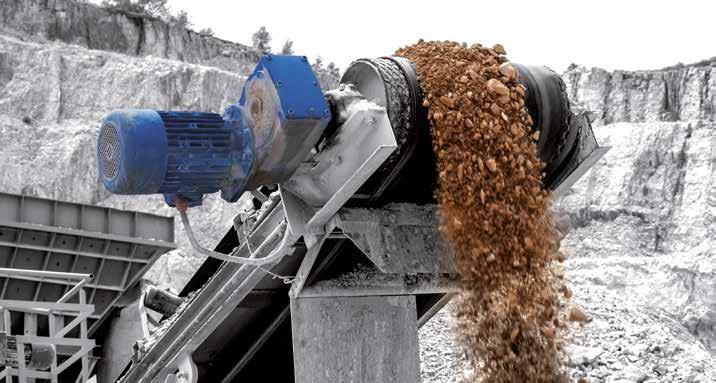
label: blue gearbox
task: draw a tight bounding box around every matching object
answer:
[96,55,331,207]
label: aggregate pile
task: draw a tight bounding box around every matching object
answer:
[398,41,566,382]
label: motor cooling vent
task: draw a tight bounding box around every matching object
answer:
[98,122,121,181]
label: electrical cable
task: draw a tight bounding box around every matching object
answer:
[178,199,294,266]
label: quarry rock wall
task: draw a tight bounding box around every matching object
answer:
[563,60,715,125]
[1,0,259,73]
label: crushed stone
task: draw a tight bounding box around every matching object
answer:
[398,40,566,382]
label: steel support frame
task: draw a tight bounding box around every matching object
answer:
[0,278,96,383]
[0,192,177,340]
[123,200,459,383]
[285,201,459,383]
[118,200,289,383]
[124,202,459,382]
[120,102,399,383]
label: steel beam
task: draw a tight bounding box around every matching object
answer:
[298,273,460,298]
[0,268,91,281]
[0,222,174,249]
[0,275,123,293]
[0,300,94,313]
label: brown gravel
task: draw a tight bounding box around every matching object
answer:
[397,40,565,382]
[568,306,592,323]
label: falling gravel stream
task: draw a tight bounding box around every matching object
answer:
[398,40,567,382]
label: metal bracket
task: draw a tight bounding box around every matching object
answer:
[288,219,337,299]
[297,270,460,298]
[337,204,455,274]
[163,354,197,383]
[279,187,317,239]
[283,102,397,230]
[552,113,611,197]
[553,146,610,197]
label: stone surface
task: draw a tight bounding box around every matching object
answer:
[568,345,604,366]
[0,0,257,74]
[559,120,716,349]
[562,61,716,125]
[0,0,338,88]
[419,307,471,383]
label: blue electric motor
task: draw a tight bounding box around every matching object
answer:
[96,55,331,207]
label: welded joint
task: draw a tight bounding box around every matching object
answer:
[289,219,337,299]
[335,205,456,275]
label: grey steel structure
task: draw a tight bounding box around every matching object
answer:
[0,192,176,335]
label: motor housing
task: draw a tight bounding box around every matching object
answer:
[96,55,331,206]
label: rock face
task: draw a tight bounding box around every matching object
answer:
[1,0,258,74]
[562,60,716,125]
[0,0,338,88]
[556,62,716,382]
